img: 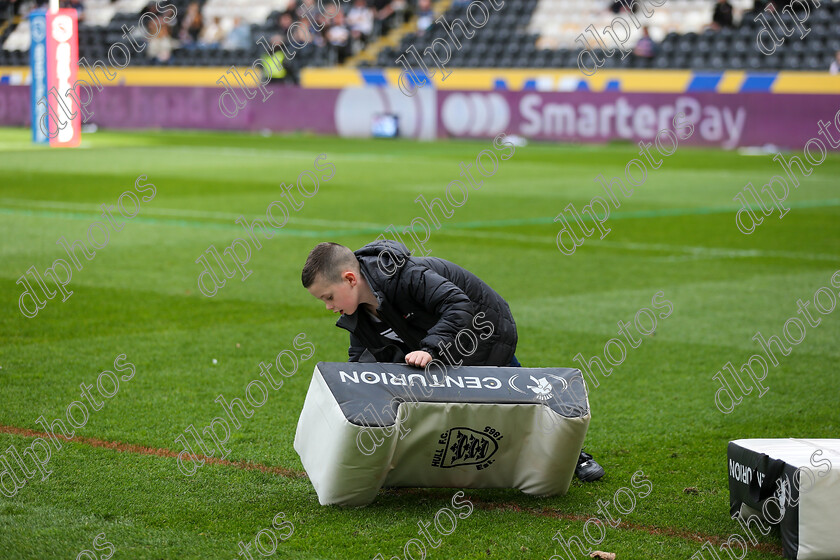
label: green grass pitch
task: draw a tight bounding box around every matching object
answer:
[0,126,838,560]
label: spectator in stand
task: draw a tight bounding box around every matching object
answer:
[223,16,251,50]
[282,0,323,49]
[373,0,395,37]
[178,1,203,47]
[281,0,296,19]
[347,0,373,51]
[0,1,12,22]
[634,26,656,58]
[747,0,770,16]
[770,0,794,10]
[711,0,734,29]
[146,18,179,64]
[60,0,83,21]
[295,12,321,48]
[830,50,840,75]
[392,0,409,26]
[610,0,637,15]
[199,16,224,49]
[261,33,298,84]
[297,6,326,48]
[139,1,159,19]
[325,9,350,64]
[278,12,293,37]
[295,0,319,22]
[416,0,434,34]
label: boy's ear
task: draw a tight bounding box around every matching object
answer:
[342,270,358,286]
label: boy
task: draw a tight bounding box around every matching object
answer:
[301,239,604,482]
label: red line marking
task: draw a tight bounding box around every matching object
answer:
[0,425,784,555]
[477,500,783,555]
[0,424,307,479]
[384,489,785,556]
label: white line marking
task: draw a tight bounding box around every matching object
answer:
[440,229,840,262]
[0,198,384,228]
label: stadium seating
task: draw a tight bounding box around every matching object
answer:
[1,0,839,71]
[367,0,540,69]
[531,0,757,48]
[371,0,840,72]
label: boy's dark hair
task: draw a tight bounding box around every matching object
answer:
[301,242,358,288]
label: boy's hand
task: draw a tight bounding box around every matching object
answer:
[405,350,433,368]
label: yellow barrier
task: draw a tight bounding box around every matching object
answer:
[300,67,840,94]
[3,66,839,93]
[0,66,229,86]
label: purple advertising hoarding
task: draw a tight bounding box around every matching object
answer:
[87,85,341,133]
[0,84,837,150]
[437,90,839,150]
[0,86,30,127]
[0,85,341,134]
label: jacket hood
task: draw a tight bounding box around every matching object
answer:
[354,239,411,279]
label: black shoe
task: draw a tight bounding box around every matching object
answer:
[575,451,605,482]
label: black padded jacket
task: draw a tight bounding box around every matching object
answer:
[334,240,517,366]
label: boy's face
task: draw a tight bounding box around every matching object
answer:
[307,271,360,316]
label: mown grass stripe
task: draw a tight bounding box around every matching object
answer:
[2,198,839,237]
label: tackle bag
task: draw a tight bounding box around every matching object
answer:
[728,438,840,559]
[294,362,591,506]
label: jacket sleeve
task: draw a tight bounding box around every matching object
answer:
[402,262,474,356]
[348,332,366,362]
